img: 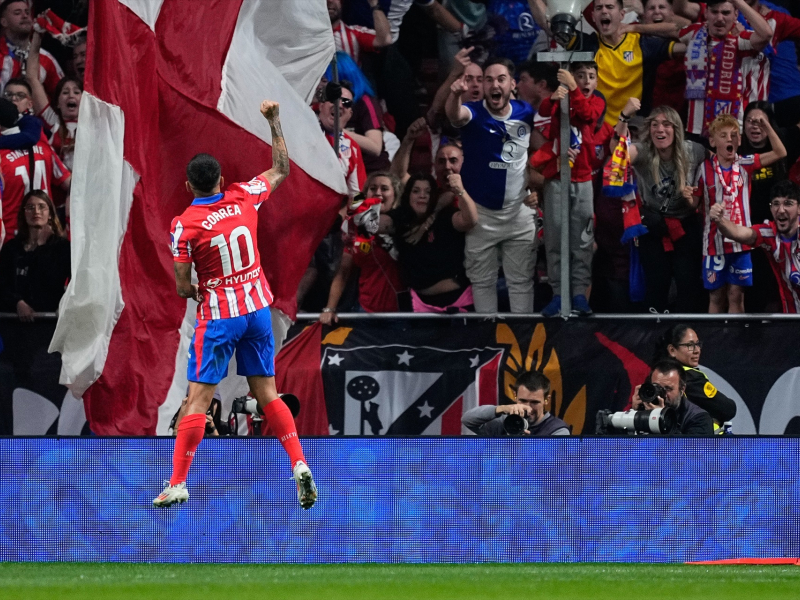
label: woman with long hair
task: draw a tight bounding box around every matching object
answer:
[26,32,82,170]
[379,172,478,312]
[319,172,407,324]
[652,324,737,426]
[615,101,708,313]
[0,190,70,321]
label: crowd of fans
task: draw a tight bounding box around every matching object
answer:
[0,0,85,320]
[2,1,800,320]
[301,0,800,317]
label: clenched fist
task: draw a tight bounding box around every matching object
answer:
[260,100,279,120]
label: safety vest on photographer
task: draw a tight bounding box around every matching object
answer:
[682,366,737,433]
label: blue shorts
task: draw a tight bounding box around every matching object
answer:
[187,308,275,384]
[703,252,753,290]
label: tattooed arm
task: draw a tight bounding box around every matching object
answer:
[259,100,290,192]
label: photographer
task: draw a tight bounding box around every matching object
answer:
[632,359,714,436]
[461,371,570,436]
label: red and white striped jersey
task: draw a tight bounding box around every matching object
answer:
[742,10,800,104]
[0,137,70,242]
[325,130,366,198]
[333,21,376,65]
[698,154,761,256]
[0,39,64,98]
[754,222,800,313]
[170,175,275,320]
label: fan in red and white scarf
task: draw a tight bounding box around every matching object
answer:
[679,0,773,137]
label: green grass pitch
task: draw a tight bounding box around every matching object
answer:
[1,563,799,600]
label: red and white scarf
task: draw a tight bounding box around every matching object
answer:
[684,25,743,137]
[712,154,744,226]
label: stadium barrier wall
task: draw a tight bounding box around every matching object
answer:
[0,436,798,563]
[3,314,800,436]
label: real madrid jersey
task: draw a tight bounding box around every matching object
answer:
[459,99,534,211]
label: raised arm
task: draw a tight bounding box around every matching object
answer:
[25,32,50,116]
[448,173,478,232]
[708,203,758,246]
[420,0,463,33]
[612,97,641,163]
[757,116,787,167]
[428,47,472,123]
[527,0,552,37]
[259,100,290,192]
[367,0,393,48]
[673,0,701,21]
[445,76,472,128]
[389,117,427,185]
[733,0,773,51]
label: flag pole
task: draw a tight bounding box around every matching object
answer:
[332,53,340,158]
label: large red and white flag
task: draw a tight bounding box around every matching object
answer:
[49,0,346,434]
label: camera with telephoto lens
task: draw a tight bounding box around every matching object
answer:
[638,382,667,404]
[596,406,677,435]
[504,413,530,436]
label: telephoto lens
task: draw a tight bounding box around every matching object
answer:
[503,414,529,436]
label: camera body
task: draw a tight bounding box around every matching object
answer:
[638,382,667,404]
[503,413,530,436]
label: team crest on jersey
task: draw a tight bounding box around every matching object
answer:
[624,51,634,63]
[707,271,717,284]
[206,278,222,289]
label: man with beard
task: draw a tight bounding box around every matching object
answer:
[447,57,537,313]
[675,0,800,126]
[677,0,772,138]
[710,179,800,313]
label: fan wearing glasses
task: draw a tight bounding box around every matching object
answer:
[652,324,737,427]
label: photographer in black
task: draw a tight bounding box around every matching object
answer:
[461,371,570,436]
[632,359,714,436]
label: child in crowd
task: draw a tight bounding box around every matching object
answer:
[696,113,786,313]
[532,62,606,317]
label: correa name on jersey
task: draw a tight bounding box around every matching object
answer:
[201,203,242,230]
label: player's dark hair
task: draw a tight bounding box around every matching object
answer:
[186,153,222,195]
[706,0,732,7]
[339,79,354,96]
[5,77,31,95]
[770,179,800,203]
[643,0,672,7]
[0,0,26,18]
[484,57,516,77]
[653,324,694,364]
[517,60,559,92]
[650,359,687,389]
[595,0,625,8]
[514,371,551,397]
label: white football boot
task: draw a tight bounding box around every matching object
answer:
[292,462,318,509]
[152,481,189,507]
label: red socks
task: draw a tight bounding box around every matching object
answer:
[262,398,306,466]
[169,412,206,485]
